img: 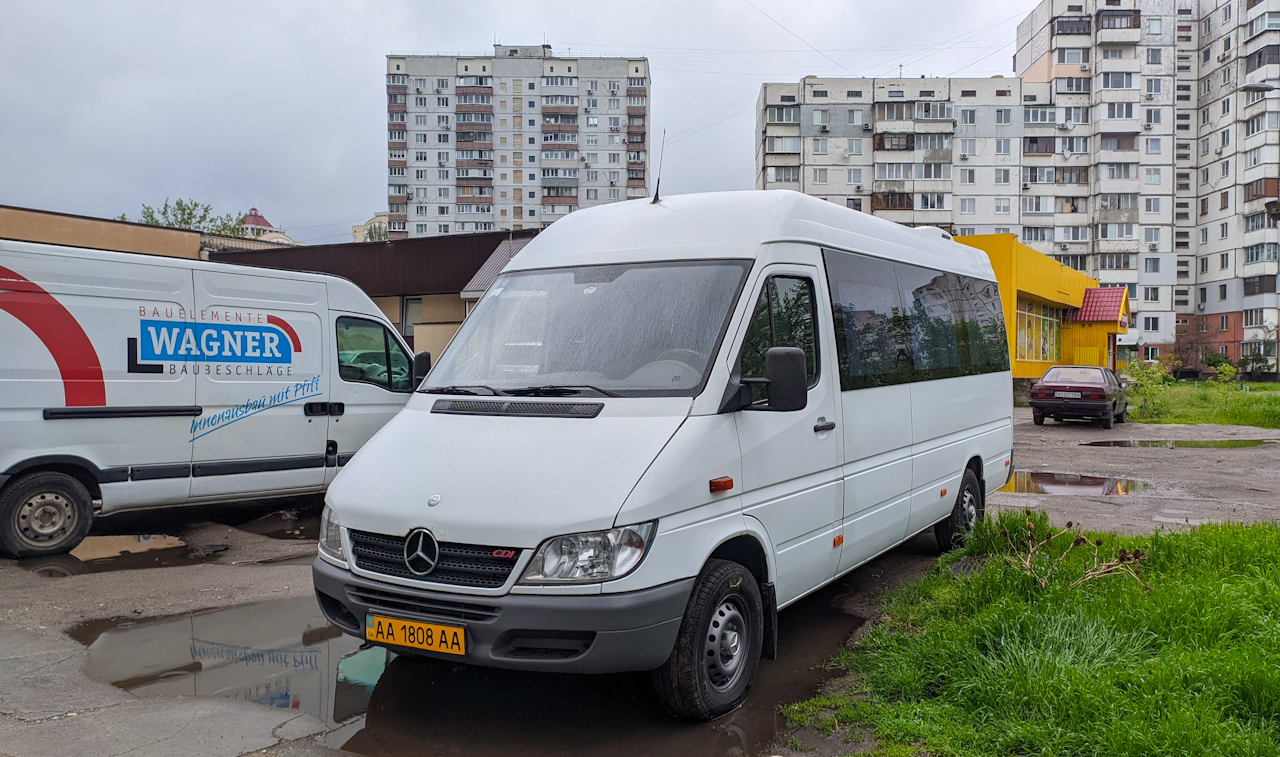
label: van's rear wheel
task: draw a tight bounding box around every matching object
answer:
[934,468,983,552]
[0,472,94,558]
[653,559,763,720]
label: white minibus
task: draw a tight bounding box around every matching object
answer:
[0,240,416,557]
[313,191,1013,719]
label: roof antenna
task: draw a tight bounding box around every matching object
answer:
[651,128,667,204]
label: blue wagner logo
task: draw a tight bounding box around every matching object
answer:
[141,320,293,364]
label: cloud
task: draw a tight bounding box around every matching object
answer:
[0,0,1037,241]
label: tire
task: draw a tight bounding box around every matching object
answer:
[1101,406,1114,429]
[1032,412,1045,426]
[1116,404,1127,423]
[653,559,764,720]
[934,468,984,552]
[0,472,94,558]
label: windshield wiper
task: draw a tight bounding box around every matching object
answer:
[504,384,623,398]
[419,384,506,396]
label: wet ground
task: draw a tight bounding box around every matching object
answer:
[1082,438,1279,448]
[1000,471,1153,496]
[65,535,938,757]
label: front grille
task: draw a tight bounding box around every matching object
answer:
[347,585,501,623]
[431,399,604,418]
[349,530,521,588]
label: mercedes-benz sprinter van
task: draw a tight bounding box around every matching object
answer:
[313,191,1014,719]
[0,240,415,557]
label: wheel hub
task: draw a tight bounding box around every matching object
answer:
[704,598,749,692]
[961,488,978,531]
[16,492,74,545]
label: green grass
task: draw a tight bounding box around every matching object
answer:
[782,511,1280,756]
[1133,382,1280,428]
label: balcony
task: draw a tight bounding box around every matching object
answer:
[456,86,493,95]
[1096,26,1142,44]
[543,106,576,116]
[542,195,577,204]
[456,104,494,114]
[627,106,647,116]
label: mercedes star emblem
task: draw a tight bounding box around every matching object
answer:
[403,528,440,576]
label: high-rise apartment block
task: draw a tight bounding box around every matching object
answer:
[387,45,650,240]
[757,0,1279,370]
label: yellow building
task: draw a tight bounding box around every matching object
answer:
[957,234,1130,382]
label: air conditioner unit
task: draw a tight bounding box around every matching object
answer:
[583,162,591,167]
[437,159,448,166]
[609,126,620,131]
[586,89,595,94]
[960,153,969,160]
[1197,302,1205,310]
[819,124,829,132]
[1219,53,1229,62]
[1144,93,1154,100]
[862,123,873,131]
[609,180,617,186]
[415,87,422,93]
[584,107,593,113]
[1023,183,1030,190]
[434,88,441,94]
[1060,243,1070,250]
[1215,148,1224,155]
[1143,122,1153,129]
[1080,63,1090,71]
[1149,243,1159,250]
[1057,122,1071,130]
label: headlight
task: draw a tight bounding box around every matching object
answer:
[319,505,345,561]
[519,522,656,584]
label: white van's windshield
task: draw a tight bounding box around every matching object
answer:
[422,260,751,397]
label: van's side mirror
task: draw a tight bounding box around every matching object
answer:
[764,347,808,412]
[412,351,432,385]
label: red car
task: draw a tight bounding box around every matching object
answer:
[1029,365,1129,428]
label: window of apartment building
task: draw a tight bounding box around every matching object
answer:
[1221,129,1231,148]
[847,109,864,125]
[960,108,976,125]
[920,163,951,179]
[1200,255,1209,272]
[812,109,829,126]
[1146,78,1163,95]
[995,108,1011,124]
[915,134,950,151]
[1200,138,1210,156]
[1065,107,1089,123]
[1246,147,1264,168]
[847,90,863,97]
[1103,163,1135,180]
[1145,228,1161,245]
[1220,314,1231,331]
[917,193,947,210]
[1027,165,1058,183]
[1098,223,1136,239]
[1147,18,1162,34]
[766,166,800,182]
[878,134,913,150]
[811,90,828,97]
[1145,256,1161,273]
[1145,168,1162,185]
[1221,221,1230,238]
[608,98,621,108]
[1222,160,1230,178]
[1022,196,1050,214]
[960,138,977,155]
[1060,136,1088,152]
[1058,77,1090,93]
[1022,227,1052,242]
[1145,138,1161,154]
[1220,283,1229,300]
[916,101,953,119]
[1245,243,1280,263]
[1057,48,1090,64]
[1244,275,1279,295]
[847,168,863,184]
[847,198,863,211]
[1025,106,1055,123]
[1102,48,1123,60]
[1101,72,1134,89]
[995,168,1011,184]
[1058,196,1085,213]
[812,138,828,154]
[1246,211,1278,232]
[1221,252,1231,269]
[1057,254,1088,271]
[813,168,828,183]
[847,138,863,155]
[959,168,975,184]
[1244,308,1266,327]
[995,198,1010,214]
[1220,191,1230,211]
[875,163,912,180]
[995,139,1011,155]
[766,105,799,123]
[1145,108,1161,124]
[1107,102,1134,119]
[1148,48,1162,64]
[765,136,800,153]
[1060,225,1089,241]
[1143,316,1160,332]
[1145,198,1160,213]
[959,198,976,215]
[876,102,909,120]
[1144,287,1160,303]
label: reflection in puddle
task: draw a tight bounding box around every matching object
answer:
[231,510,321,541]
[1082,439,1279,449]
[66,536,938,757]
[19,535,223,578]
[1001,471,1153,496]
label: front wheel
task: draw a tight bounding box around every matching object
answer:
[934,468,983,552]
[0,472,94,558]
[1100,406,1115,429]
[653,559,764,720]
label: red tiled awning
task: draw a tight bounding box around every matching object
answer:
[1072,287,1127,322]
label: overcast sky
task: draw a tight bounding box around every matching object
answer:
[0,0,1037,244]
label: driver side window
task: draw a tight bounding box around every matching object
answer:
[739,275,819,402]
[336,316,413,392]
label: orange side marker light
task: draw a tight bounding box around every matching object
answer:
[833,534,844,548]
[709,476,734,493]
[941,488,948,497]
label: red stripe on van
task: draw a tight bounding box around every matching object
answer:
[0,265,107,407]
[266,315,302,353]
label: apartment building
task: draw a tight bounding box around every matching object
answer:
[756,0,1279,371]
[386,45,650,240]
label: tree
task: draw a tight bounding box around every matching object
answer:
[365,222,389,242]
[1202,351,1235,372]
[1171,316,1211,374]
[119,198,245,237]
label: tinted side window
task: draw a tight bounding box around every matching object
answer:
[740,276,819,402]
[336,316,413,392]
[959,277,1011,373]
[823,250,913,389]
[896,264,962,380]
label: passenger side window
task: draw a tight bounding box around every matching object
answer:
[336,316,413,392]
[823,251,913,389]
[739,276,819,402]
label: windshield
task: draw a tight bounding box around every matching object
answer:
[424,260,751,397]
[1042,367,1105,384]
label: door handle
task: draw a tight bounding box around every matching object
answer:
[304,402,330,416]
[328,402,345,416]
[814,420,836,433]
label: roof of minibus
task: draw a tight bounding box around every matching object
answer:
[504,190,996,281]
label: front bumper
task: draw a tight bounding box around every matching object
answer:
[1029,399,1110,417]
[313,557,693,673]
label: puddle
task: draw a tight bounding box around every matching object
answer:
[1082,439,1279,449]
[1001,471,1154,496]
[69,535,938,757]
[18,535,223,578]
[230,510,321,541]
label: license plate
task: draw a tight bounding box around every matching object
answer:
[365,614,466,655]
[1054,391,1081,399]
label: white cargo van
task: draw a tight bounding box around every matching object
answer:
[0,240,417,557]
[313,191,1014,719]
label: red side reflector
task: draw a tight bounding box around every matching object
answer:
[940,488,948,497]
[833,534,844,548]
[709,476,734,493]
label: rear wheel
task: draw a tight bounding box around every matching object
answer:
[935,468,983,552]
[1032,411,1045,426]
[1116,404,1127,423]
[653,559,763,720]
[0,472,94,558]
[1100,406,1115,429]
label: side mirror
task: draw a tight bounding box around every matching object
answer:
[763,347,808,412]
[412,351,432,385]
